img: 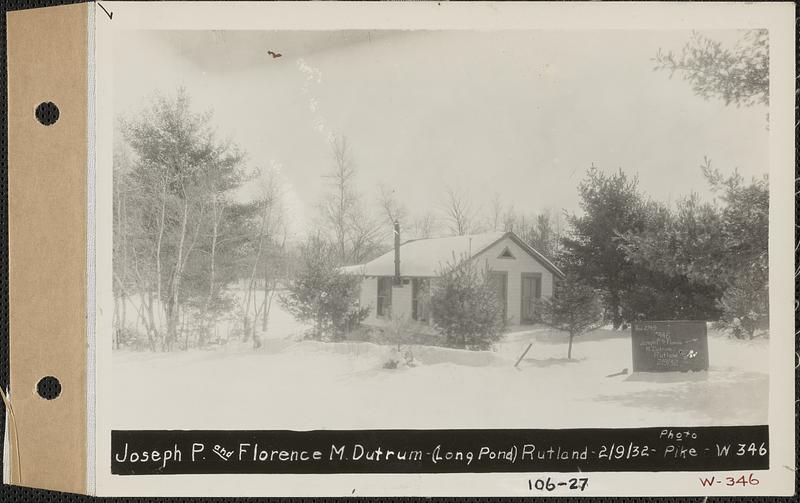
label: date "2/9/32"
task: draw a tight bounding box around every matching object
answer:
[528,477,589,492]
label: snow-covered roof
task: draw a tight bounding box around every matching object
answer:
[342,231,564,278]
[340,264,366,275]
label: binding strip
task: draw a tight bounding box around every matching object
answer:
[7,2,90,493]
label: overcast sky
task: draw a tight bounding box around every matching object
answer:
[113,29,768,236]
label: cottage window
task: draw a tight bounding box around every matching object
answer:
[377,277,392,318]
[412,278,430,322]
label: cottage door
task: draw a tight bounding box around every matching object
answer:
[520,274,541,323]
[489,272,508,320]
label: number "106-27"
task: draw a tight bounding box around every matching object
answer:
[528,477,589,492]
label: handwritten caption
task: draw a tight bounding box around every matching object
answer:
[111,426,768,475]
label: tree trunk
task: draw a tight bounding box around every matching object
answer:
[146,290,158,352]
[243,208,267,343]
[121,294,127,338]
[113,296,120,349]
[182,307,190,350]
[251,290,262,349]
[261,234,285,334]
[164,299,176,352]
[261,257,269,332]
[166,197,190,351]
[610,291,623,329]
[119,187,128,344]
[155,182,166,332]
[567,332,574,360]
[200,198,222,347]
[113,178,128,350]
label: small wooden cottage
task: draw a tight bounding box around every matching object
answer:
[342,230,564,327]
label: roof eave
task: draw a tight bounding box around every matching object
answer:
[504,232,566,279]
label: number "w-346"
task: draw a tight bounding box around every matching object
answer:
[699,473,760,487]
[714,442,767,457]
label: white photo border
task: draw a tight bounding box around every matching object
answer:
[92,1,795,496]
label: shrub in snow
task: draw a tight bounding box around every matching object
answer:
[429,258,506,350]
[382,345,416,370]
[537,275,603,359]
[385,314,417,349]
[715,259,769,339]
[280,237,369,341]
[114,327,140,349]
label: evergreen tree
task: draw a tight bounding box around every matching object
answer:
[619,194,724,322]
[562,167,649,328]
[655,30,768,108]
[537,276,603,359]
[280,236,369,341]
[622,161,768,337]
[429,257,506,350]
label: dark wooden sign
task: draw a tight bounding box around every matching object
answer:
[631,321,709,372]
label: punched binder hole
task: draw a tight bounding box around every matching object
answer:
[36,376,61,400]
[35,101,60,126]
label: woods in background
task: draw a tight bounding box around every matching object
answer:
[113,88,289,351]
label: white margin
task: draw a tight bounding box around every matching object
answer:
[86,1,98,495]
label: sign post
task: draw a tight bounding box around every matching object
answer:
[631,321,709,372]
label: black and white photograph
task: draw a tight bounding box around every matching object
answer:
[110,27,770,429]
[89,2,795,497]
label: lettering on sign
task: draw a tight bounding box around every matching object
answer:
[631,321,708,372]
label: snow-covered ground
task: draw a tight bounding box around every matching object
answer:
[112,304,768,430]
[114,288,304,345]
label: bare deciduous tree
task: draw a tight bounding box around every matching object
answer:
[412,212,438,240]
[488,193,503,232]
[242,167,288,347]
[319,135,383,264]
[323,136,358,263]
[442,186,477,236]
[378,185,408,229]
